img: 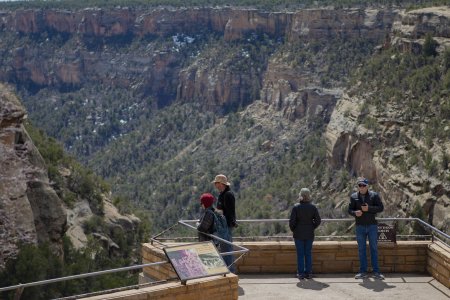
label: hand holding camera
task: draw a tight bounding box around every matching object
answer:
[361,203,368,212]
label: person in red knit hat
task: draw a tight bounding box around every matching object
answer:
[197,193,216,242]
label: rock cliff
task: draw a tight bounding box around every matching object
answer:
[324,7,450,230]
[0,7,396,110]
[0,83,66,267]
[0,83,142,267]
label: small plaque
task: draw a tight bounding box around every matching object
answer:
[164,241,229,283]
[378,222,396,243]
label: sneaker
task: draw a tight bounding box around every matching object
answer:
[297,273,305,279]
[306,273,313,279]
[373,272,385,280]
[354,272,368,279]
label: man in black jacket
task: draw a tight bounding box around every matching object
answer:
[213,174,237,272]
[348,177,384,280]
[289,188,321,279]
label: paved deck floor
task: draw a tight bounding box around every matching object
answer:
[238,273,449,300]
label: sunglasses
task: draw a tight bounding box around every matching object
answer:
[358,184,368,187]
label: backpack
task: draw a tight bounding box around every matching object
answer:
[212,211,230,243]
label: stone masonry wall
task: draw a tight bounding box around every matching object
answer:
[427,241,450,288]
[142,240,432,278]
[236,241,429,274]
[80,273,239,300]
[141,242,177,281]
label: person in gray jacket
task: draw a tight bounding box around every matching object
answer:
[289,188,321,279]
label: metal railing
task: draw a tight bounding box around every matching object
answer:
[0,261,168,297]
[1,217,448,299]
[177,220,249,257]
[152,218,449,246]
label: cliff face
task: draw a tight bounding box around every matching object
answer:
[324,7,450,229]
[0,83,66,267]
[0,7,396,110]
[0,83,142,267]
[0,8,392,41]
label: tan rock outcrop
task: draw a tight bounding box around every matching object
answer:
[0,83,67,268]
[392,6,450,53]
[65,197,141,251]
[176,58,256,110]
[324,7,450,230]
[394,6,450,39]
[260,57,343,121]
[0,84,141,266]
[287,8,397,42]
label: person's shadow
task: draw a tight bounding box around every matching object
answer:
[238,285,245,296]
[359,278,396,292]
[296,279,330,290]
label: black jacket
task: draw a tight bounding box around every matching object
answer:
[348,191,384,225]
[289,201,321,240]
[197,207,215,241]
[217,186,236,228]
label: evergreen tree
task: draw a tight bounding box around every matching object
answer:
[423,33,438,57]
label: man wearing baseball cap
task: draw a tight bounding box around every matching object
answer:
[348,177,385,280]
[213,174,237,272]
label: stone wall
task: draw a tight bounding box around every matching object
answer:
[141,240,450,287]
[427,241,450,288]
[141,241,430,277]
[236,241,429,274]
[80,273,239,300]
[141,242,177,281]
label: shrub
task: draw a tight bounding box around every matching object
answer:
[423,33,438,57]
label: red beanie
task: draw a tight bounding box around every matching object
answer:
[200,193,215,208]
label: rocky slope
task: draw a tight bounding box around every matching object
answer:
[0,5,448,235]
[0,83,66,267]
[0,83,141,268]
[325,7,450,230]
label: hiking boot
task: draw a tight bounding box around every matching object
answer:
[354,272,368,279]
[372,272,385,280]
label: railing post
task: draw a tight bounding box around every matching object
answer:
[13,286,24,300]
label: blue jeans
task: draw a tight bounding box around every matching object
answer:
[222,227,235,273]
[294,239,314,275]
[356,224,379,273]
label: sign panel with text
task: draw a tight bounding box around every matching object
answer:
[377,222,396,243]
[164,241,229,283]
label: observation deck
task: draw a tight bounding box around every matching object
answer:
[1,218,448,299]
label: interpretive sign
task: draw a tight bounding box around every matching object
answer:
[164,241,229,284]
[377,222,396,243]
